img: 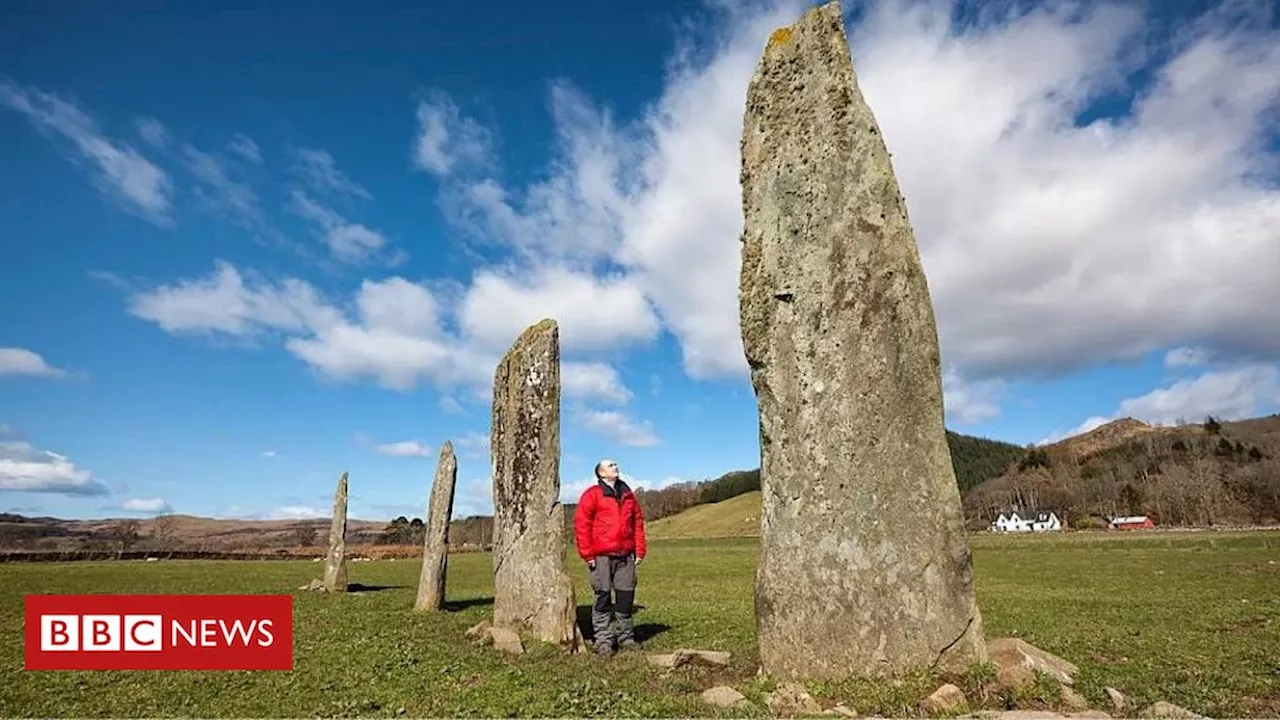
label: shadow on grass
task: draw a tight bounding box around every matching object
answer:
[575,603,671,644]
[346,583,406,593]
[443,596,495,611]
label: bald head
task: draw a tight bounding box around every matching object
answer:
[595,458,619,482]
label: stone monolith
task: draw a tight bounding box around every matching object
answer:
[738,0,986,680]
[322,471,349,592]
[415,441,458,611]
[489,319,581,649]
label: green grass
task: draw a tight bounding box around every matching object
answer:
[1,532,1278,717]
[647,491,762,539]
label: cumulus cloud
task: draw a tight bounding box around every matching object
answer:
[374,440,432,458]
[575,409,660,447]
[0,441,110,495]
[0,347,67,378]
[415,0,1280,405]
[124,261,636,407]
[460,266,661,353]
[126,260,338,337]
[0,78,172,224]
[122,497,171,513]
[1041,362,1280,443]
[942,366,1007,425]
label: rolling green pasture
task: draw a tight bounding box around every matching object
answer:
[1,531,1278,717]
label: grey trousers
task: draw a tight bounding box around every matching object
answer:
[588,554,637,647]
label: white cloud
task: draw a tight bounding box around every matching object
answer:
[563,362,632,404]
[1042,362,1280,443]
[1165,346,1214,368]
[414,0,1280,417]
[0,441,109,495]
[288,189,389,265]
[123,497,170,513]
[0,78,172,224]
[0,347,67,378]
[261,450,277,458]
[228,133,261,163]
[413,91,493,176]
[294,147,370,199]
[126,261,635,405]
[374,440,432,458]
[459,266,660,353]
[126,260,339,337]
[942,366,1006,425]
[1116,363,1280,425]
[269,505,328,520]
[576,409,660,447]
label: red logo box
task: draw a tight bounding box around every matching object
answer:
[25,594,293,671]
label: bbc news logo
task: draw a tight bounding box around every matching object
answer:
[25,594,292,671]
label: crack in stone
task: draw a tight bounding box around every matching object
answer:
[931,615,975,670]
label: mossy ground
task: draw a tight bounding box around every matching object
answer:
[1,532,1277,717]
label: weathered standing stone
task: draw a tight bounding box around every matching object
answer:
[415,441,458,611]
[322,471,349,592]
[489,319,580,649]
[738,0,986,680]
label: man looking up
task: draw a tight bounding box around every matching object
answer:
[573,458,647,657]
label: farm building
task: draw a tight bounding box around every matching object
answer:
[1110,515,1155,530]
[990,511,1062,533]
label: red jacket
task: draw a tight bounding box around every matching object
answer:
[574,480,647,561]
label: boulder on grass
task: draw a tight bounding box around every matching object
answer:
[922,684,967,714]
[701,686,750,709]
[988,638,1078,685]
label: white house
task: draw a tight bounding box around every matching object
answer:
[990,510,1062,533]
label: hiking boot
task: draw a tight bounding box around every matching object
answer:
[594,642,615,658]
[617,638,642,652]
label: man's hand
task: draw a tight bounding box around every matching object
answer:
[635,555,643,565]
[587,558,596,569]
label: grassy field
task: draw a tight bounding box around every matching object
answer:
[1,531,1278,718]
[648,492,762,539]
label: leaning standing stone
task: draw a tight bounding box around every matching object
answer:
[415,441,458,611]
[738,0,986,680]
[322,471,349,593]
[489,319,580,649]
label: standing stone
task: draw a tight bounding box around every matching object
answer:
[489,319,580,649]
[322,471,349,593]
[738,0,986,680]
[415,441,458,611]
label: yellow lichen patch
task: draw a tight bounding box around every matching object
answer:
[767,27,793,50]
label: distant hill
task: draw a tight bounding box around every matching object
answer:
[641,415,1280,538]
[648,491,762,539]
[963,414,1280,529]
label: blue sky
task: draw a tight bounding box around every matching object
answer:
[2,0,1278,522]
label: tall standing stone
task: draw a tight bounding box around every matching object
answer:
[416,441,458,611]
[322,471,349,593]
[489,319,580,649]
[738,0,986,680]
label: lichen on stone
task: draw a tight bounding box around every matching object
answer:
[767,27,793,50]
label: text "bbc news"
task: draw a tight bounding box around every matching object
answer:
[25,594,293,671]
